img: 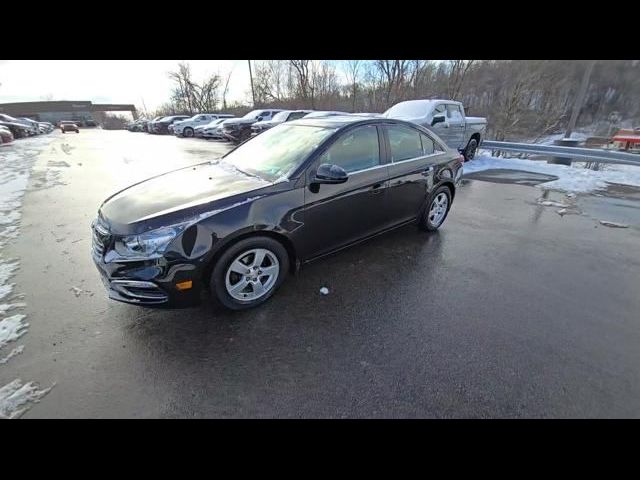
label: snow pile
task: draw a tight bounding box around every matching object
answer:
[0,135,56,416]
[0,379,53,419]
[0,314,28,349]
[466,153,640,193]
[0,345,24,365]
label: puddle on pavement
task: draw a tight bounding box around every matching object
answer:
[463,173,640,229]
[463,169,558,186]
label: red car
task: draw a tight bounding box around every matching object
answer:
[60,121,79,133]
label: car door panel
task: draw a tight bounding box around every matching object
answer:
[301,167,390,260]
[384,125,448,224]
[299,125,391,260]
[446,104,465,149]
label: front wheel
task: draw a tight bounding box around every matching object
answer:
[419,186,452,232]
[463,138,478,161]
[211,236,289,310]
[183,127,194,138]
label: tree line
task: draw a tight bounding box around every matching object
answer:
[147,60,640,141]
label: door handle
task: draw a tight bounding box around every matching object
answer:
[421,166,434,177]
[370,183,385,194]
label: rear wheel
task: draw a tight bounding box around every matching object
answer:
[419,186,451,231]
[463,138,478,161]
[211,236,289,310]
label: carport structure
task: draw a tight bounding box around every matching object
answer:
[0,100,138,124]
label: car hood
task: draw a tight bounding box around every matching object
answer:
[99,160,271,234]
[253,120,278,128]
[223,117,257,127]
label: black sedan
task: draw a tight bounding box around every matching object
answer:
[92,116,463,310]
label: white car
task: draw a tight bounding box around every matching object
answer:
[173,113,235,138]
[198,118,235,139]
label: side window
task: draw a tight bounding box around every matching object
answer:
[446,104,463,120]
[433,104,446,117]
[288,111,307,121]
[387,124,423,162]
[420,133,435,155]
[318,126,380,174]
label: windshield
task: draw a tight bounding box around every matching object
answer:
[384,101,434,118]
[222,124,336,182]
[242,110,263,119]
[271,111,290,122]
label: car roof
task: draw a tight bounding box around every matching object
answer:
[290,115,392,128]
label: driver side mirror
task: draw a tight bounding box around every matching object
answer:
[256,116,263,122]
[312,163,348,185]
[431,115,446,126]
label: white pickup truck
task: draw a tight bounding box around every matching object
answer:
[384,99,487,161]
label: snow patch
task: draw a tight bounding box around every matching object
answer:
[0,345,24,365]
[0,314,28,349]
[466,153,640,193]
[599,220,629,228]
[0,378,53,419]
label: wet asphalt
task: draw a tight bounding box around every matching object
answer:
[3,129,640,418]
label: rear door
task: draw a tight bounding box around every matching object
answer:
[300,125,391,259]
[384,123,447,224]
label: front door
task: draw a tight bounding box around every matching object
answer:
[301,125,390,260]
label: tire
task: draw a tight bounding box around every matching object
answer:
[76,130,79,133]
[211,236,289,310]
[463,138,478,161]
[419,186,452,232]
[183,127,194,138]
[62,130,65,134]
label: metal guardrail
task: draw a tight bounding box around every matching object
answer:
[480,141,640,166]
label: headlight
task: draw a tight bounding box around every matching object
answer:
[113,222,190,260]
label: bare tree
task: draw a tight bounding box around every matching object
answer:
[168,62,221,113]
[446,60,475,100]
[221,68,234,110]
[290,60,315,108]
[345,60,362,111]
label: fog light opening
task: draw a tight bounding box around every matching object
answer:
[175,280,193,291]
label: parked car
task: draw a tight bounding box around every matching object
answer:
[221,109,283,143]
[0,125,14,144]
[154,115,190,134]
[303,111,350,118]
[173,113,235,138]
[383,99,487,161]
[127,119,148,132]
[196,118,235,139]
[16,117,41,135]
[38,122,53,134]
[146,116,165,134]
[60,121,79,133]
[251,110,313,135]
[91,115,462,310]
[0,114,32,138]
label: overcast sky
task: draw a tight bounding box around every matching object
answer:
[0,60,256,113]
